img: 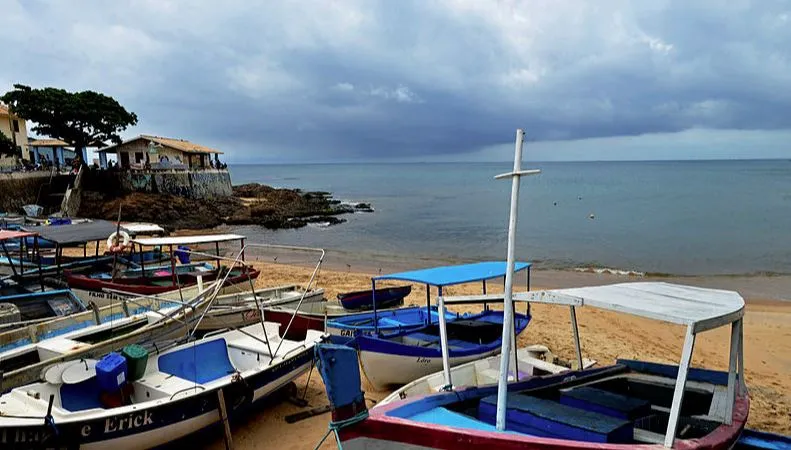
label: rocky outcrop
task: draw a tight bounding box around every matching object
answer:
[77,183,371,230]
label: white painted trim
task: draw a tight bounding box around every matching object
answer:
[725,319,740,424]
[664,325,696,447]
[436,295,452,388]
[570,305,583,370]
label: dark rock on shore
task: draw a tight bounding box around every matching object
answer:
[78,183,370,230]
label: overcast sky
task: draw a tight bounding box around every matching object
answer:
[2,1,790,163]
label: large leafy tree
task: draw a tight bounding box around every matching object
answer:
[0,132,16,157]
[1,84,138,154]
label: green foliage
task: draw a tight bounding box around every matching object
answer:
[0,132,16,157]
[1,84,138,150]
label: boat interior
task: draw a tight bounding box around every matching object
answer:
[385,312,529,350]
[0,323,318,419]
[330,306,453,330]
[392,361,736,445]
[0,303,179,373]
[0,290,86,320]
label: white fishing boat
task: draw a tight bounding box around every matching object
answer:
[0,321,324,449]
[378,345,596,407]
[194,284,325,331]
[0,281,220,390]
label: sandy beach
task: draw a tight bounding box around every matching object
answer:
[160,258,791,449]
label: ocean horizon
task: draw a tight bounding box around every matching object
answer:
[227,159,791,278]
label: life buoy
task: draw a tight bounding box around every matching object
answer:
[106,231,131,253]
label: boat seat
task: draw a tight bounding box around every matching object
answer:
[560,386,652,420]
[478,394,633,443]
[133,371,204,400]
[61,377,103,411]
[158,338,236,384]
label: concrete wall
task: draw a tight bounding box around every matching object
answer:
[0,171,74,213]
[82,169,232,199]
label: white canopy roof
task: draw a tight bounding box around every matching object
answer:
[514,282,744,333]
[120,222,165,236]
[132,234,246,247]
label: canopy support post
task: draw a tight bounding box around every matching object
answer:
[169,244,176,287]
[437,287,452,389]
[426,284,431,325]
[372,279,378,334]
[570,305,583,370]
[664,325,696,448]
[738,318,745,394]
[35,237,43,291]
[725,318,740,424]
[482,280,488,311]
[511,301,519,382]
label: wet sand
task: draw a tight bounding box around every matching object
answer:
[186,260,791,449]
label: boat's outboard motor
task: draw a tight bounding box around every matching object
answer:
[315,343,367,423]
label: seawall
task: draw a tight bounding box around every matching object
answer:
[0,171,75,214]
[81,169,232,199]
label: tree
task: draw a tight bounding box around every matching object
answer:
[0,132,16,158]
[1,84,138,155]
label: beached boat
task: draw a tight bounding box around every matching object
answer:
[65,264,259,298]
[378,345,596,407]
[735,428,791,449]
[358,309,530,388]
[0,281,220,390]
[314,131,749,449]
[337,285,411,310]
[326,261,533,343]
[316,282,749,449]
[0,289,86,326]
[0,321,325,449]
[194,284,325,331]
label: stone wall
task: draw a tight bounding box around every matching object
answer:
[0,171,75,213]
[82,169,232,199]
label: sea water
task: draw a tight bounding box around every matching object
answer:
[229,160,791,277]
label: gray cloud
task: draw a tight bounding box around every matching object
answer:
[1,0,790,162]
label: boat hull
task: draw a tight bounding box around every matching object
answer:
[338,285,411,310]
[0,342,315,450]
[335,363,750,450]
[68,268,261,307]
[360,347,501,389]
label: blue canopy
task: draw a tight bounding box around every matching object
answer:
[373,261,531,287]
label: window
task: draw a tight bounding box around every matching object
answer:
[135,152,144,163]
[12,120,19,133]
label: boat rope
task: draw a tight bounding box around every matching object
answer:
[312,409,369,450]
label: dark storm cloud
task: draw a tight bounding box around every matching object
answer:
[1,0,790,162]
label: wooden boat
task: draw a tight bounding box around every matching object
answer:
[337,285,411,310]
[315,282,750,449]
[735,428,791,449]
[0,289,86,326]
[378,345,596,407]
[357,309,530,389]
[326,261,533,343]
[194,284,325,332]
[65,265,260,300]
[0,281,221,390]
[0,321,325,449]
[326,305,456,342]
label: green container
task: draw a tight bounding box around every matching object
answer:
[121,344,149,381]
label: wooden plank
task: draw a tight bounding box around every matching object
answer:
[570,306,583,370]
[724,319,740,424]
[217,389,234,450]
[664,325,696,448]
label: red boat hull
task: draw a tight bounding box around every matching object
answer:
[66,268,261,296]
[261,308,326,341]
[338,394,749,450]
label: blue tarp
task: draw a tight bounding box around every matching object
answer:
[373,261,531,287]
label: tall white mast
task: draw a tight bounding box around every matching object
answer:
[494,129,540,430]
